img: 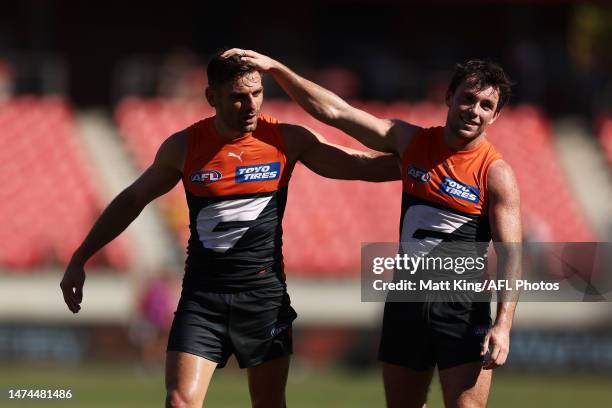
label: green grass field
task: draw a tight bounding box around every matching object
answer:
[1,363,611,407]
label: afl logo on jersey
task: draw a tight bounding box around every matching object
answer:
[407,165,431,183]
[190,170,222,184]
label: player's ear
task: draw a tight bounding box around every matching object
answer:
[205,87,216,107]
[445,90,452,107]
[489,109,500,125]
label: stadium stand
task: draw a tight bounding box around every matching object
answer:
[114,98,595,277]
[0,97,130,269]
[596,115,612,164]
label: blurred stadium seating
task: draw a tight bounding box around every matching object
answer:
[596,115,612,164]
[114,98,596,277]
[0,96,130,269]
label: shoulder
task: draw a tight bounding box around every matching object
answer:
[487,160,519,199]
[258,113,279,125]
[160,129,188,154]
[278,122,317,139]
[278,123,324,162]
[156,129,188,171]
[392,120,423,153]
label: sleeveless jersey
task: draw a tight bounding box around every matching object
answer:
[181,114,294,292]
[399,126,502,276]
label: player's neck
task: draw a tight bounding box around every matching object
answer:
[443,127,486,152]
[213,116,249,141]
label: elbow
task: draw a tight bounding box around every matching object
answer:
[117,187,148,213]
[310,104,341,124]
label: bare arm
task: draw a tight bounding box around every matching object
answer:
[60,131,187,313]
[222,49,418,155]
[281,124,401,182]
[482,159,522,369]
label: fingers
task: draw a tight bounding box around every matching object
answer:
[220,48,239,58]
[496,348,508,367]
[75,284,83,303]
[221,48,250,59]
[241,57,257,66]
[480,332,491,357]
[60,281,82,314]
[483,343,500,370]
[61,286,78,313]
[482,342,509,370]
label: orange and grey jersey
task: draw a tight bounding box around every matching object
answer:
[181,115,294,292]
[399,127,502,272]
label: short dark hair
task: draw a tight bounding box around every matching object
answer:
[207,49,255,87]
[447,60,513,112]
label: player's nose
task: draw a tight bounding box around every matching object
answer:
[466,104,478,115]
[242,99,254,113]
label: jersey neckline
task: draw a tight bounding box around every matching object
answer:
[438,127,490,156]
[207,116,253,144]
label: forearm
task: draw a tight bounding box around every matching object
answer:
[270,63,349,125]
[321,152,398,182]
[72,189,146,265]
[494,300,516,330]
[494,243,521,330]
[356,152,401,182]
[268,59,395,153]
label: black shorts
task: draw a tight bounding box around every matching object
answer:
[378,300,491,371]
[167,286,297,368]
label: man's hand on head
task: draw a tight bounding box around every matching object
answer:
[221,49,278,73]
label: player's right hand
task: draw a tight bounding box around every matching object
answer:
[221,49,277,72]
[60,259,86,313]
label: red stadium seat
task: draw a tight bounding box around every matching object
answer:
[596,115,612,165]
[0,97,130,270]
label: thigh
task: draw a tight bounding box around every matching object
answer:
[230,288,297,368]
[165,351,217,408]
[438,361,492,408]
[247,355,290,408]
[167,291,233,367]
[431,301,490,369]
[378,302,435,370]
[382,362,434,408]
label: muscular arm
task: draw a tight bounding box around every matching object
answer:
[482,160,522,369]
[222,49,418,155]
[281,124,401,182]
[60,131,187,313]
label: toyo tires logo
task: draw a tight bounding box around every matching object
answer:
[439,177,480,203]
[235,162,280,183]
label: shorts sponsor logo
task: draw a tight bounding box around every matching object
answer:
[236,162,280,183]
[439,177,480,203]
[473,325,489,336]
[190,170,222,184]
[271,323,289,337]
[407,165,431,183]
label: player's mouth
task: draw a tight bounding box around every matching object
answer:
[242,113,257,124]
[460,116,478,128]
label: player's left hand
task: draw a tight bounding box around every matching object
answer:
[221,49,278,72]
[481,324,510,370]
